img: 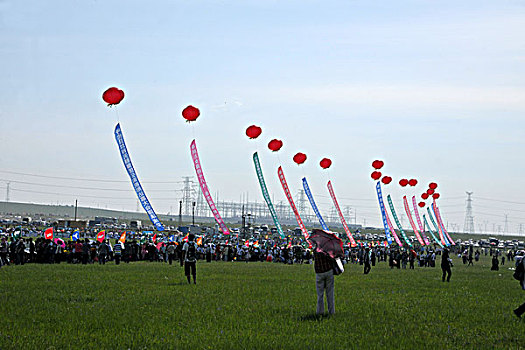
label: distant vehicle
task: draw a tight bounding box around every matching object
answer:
[130,220,142,229]
[22,217,32,224]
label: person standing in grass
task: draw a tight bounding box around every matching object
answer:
[513,254,525,319]
[113,240,122,265]
[363,247,371,274]
[441,248,452,282]
[182,233,198,285]
[313,249,335,315]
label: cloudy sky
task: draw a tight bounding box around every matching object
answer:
[1,0,524,234]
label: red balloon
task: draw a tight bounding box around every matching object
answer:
[421,193,429,200]
[408,179,418,187]
[320,158,332,169]
[381,176,392,185]
[372,160,384,169]
[418,202,425,208]
[245,125,262,139]
[293,152,307,165]
[102,87,125,106]
[429,182,438,190]
[399,179,409,187]
[426,189,435,195]
[432,193,440,199]
[371,171,382,180]
[268,139,283,152]
[182,105,200,122]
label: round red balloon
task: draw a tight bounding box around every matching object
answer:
[418,202,425,208]
[182,105,200,122]
[399,179,409,187]
[371,171,382,180]
[268,139,283,152]
[102,87,125,106]
[320,158,332,169]
[421,193,429,200]
[429,182,438,190]
[381,176,392,185]
[245,125,262,139]
[408,179,418,187]
[293,152,307,165]
[426,189,435,195]
[372,160,384,169]
[432,193,440,199]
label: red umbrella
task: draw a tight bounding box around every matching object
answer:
[308,229,343,259]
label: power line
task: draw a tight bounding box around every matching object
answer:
[0,170,179,184]
[0,179,175,192]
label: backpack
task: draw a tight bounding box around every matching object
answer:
[513,258,524,282]
[186,242,197,261]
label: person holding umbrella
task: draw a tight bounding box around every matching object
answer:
[309,229,344,316]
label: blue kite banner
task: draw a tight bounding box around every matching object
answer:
[375,182,393,245]
[431,203,450,246]
[114,123,164,231]
[302,177,328,230]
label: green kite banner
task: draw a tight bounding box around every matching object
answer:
[253,152,285,238]
[422,214,444,248]
[386,195,412,247]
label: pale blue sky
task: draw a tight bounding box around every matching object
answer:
[1,0,524,233]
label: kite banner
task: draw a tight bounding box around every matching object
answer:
[386,195,412,247]
[431,203,449,246]
[375,182,393,245]
[190,140,230,235]
[433,200,456,245]
[327,181,357,247]
[411,196,430,245]
[385,210,403,247]
[427,206,448,246]
[277,166,309,238]
[302,177,328,230]
[403,196,425,245]
[115,123,164,231]
[253,153,285,238]
[423,214,443,247]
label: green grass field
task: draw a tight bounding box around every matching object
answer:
[1,256,524,349]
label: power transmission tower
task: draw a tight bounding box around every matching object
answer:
[297,190,307,214]
[181,176,197,216]
[463,191,475,234]
[5,182,10,202]
[504,214,508,233]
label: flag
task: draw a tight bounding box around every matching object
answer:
[169,234,175,242]
[13,230,21,239]
[119,232,126,243]
[196,236,203,246]
[97,230,105,243]
[152,233,157,243]
[253,240,259,247]
[287,241,292,248]
[245,240,250,247]
[183,234,189,243]
[72,230,80,241]
[156,242,163,250]
[44,228,54,240]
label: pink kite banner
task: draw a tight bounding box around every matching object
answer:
[277,166,309,238]
[385,210,403,247]
[190,140,230,235]
[411,196,430,245]
[434,200,455,245]
[327,181,357,247]
[403,196,425,245]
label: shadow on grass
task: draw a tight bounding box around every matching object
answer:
[300,313,329,322]
[167,282,190,286]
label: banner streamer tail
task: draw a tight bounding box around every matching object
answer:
[434,201,455,245]
[375,182,393,245]
[403,196,425,245]
[423,214,443,247]
[386,195,412,247]
[427,206,447,246]
[302,177,328,230]
[190,140,230,235]
[385,210,403,247]
[278,166,309,239]
[412,196,430,245]
[114,123,164,231]
[253,153,285,238]
[327,181,357,247]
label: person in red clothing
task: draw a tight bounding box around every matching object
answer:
[74,241,83,263]
[313,249,335,315]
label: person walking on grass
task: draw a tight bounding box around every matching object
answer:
[313,248,335,315]
[113,240,122,265]
[513,254,525,319]
[441,247,452,282]
[182,233,198,285]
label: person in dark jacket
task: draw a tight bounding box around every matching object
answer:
[441,248,452,282]
[513,256,525,318]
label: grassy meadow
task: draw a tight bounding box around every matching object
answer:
[0,255,524,349]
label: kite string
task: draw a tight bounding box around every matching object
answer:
[114,105,120,123]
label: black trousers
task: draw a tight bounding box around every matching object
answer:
[364,263,371,274]
[441,265,451,282]
[515,302,525,317]
[114,255,121,265]
[185,261,196,276]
